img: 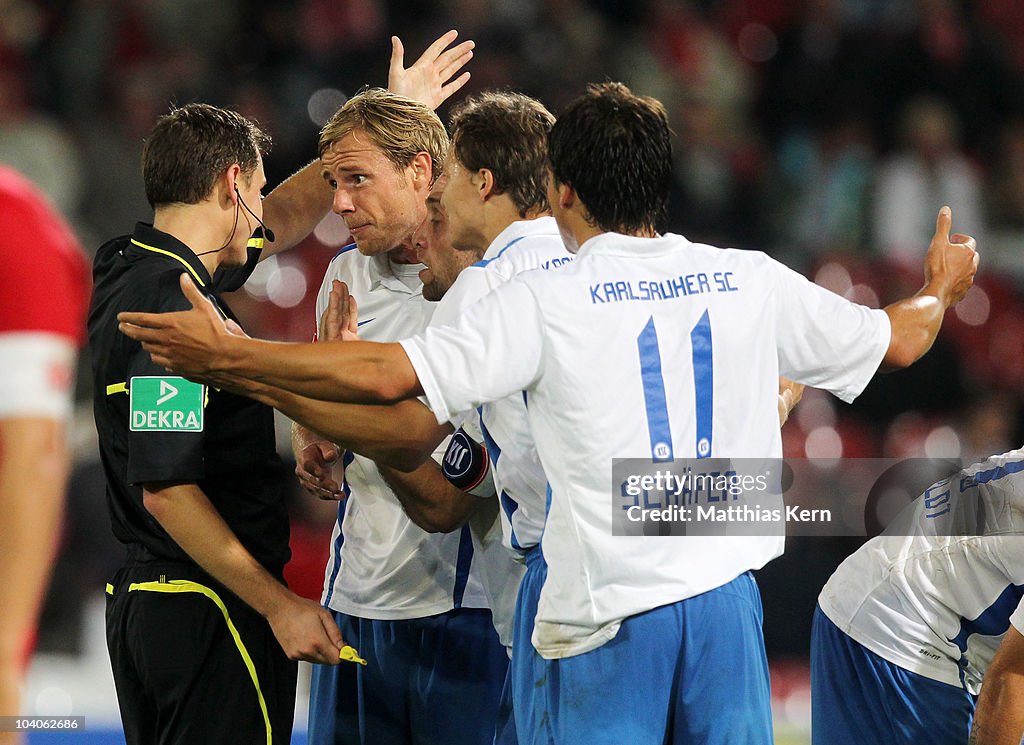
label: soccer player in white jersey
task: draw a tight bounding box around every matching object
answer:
[388,91,568,745]
[119,82,979,745]
[209,90,567,744]
[379,90,568,631]
[813,449,1024,745]
[293,89,509,745]
[434,90,569,547]
[245,93,568,665]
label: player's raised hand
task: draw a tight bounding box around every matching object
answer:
[265,593,345,665]
[388,30,473,110]
[924,205,979,307]
[322,279,359,342]
[118,273,230,375]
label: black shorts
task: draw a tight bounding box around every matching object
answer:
[105,562,297,745]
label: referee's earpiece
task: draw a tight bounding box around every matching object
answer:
[195,186,276,256]
[234,187,276,243]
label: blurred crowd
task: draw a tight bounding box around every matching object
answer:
[3,0,1024,659]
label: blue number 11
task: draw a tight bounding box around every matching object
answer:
[636,311,713,462]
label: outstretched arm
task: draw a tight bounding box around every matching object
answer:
[259,282,448,466]
[969,624,1024,744]
[118,274,421,404]
[250,379,449,470]
[290,281,475,524]
[882,206,978,370]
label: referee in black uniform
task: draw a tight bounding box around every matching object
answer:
[88,103,342,745]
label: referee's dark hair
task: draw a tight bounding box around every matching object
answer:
[142,103,271,209]
[449,91,555,218]
[549,82,671,235]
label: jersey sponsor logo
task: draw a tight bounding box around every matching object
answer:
[129,376,204,432]
[156,379,178,406]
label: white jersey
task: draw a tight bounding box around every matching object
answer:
[402,231,890,658]
[316,246,487,619]
[428,216,571,647]
[819,450,1024,694]
[431,216,571,554]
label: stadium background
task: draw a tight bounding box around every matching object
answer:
[3,0,1024,741]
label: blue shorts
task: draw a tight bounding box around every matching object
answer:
[810,605,975,745]
[512,548,773,745]
[308,607,508,745]
[494,664,518,745]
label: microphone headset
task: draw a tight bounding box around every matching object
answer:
[194,187,276,257]
[236,188,276,243]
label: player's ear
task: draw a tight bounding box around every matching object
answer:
[410,152,433,191]
[478,168,496,202]
[546,167,574,211]
[555,181,576,211]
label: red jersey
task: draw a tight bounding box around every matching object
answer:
[0,165,90,344]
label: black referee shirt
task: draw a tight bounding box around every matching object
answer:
[89,222,290,572]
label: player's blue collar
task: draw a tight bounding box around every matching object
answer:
[477,216,559,265]
[473,236,527,268]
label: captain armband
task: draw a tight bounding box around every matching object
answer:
[442,427,495,498]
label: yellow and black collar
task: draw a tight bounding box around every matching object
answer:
[127,222,214,288]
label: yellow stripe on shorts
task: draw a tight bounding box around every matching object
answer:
[128,579,272,745]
